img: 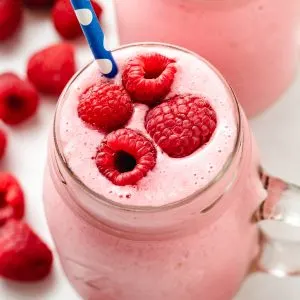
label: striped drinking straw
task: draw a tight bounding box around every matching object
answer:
[70,0,118,78]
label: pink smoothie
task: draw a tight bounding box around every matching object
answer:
[114,0,300,117]
[43,44,266,300]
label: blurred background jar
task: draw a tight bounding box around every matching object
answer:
[114,0,300,117]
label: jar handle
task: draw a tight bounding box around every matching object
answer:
[253,172,300,276]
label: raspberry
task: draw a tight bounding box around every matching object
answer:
[122,53,177,106]
[95,128,157,186]
[0,173,25,226]
[78,82,133,132]
[0,0,23,41]
[145,94,217,158]
[52,0,102,39]
[0,73,39,125]
[0,219,53,281]
[27,43,76,96]
[0,129,7,160]
[24,0,54,8]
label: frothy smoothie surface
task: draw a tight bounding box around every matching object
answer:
[57,44,238,207]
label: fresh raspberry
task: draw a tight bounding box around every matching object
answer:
[0,0,23,41]
[145,94,217,158]
[122,53,177,106]
[0,219,53,281]
[0,73,39,125]
[0,173,25,226]
[0,129,7,160]
[24,0,54,9]
[95,128,157,186]
[27,43,76,96]
[52,0,103,40]
[78,83,133,132]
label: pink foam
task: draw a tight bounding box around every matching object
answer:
[57,44,238,206]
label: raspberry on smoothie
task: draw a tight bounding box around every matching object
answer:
[96,128,157,186]
[78,83,133,132]
[122,53,177,105]
[145,94,217,158]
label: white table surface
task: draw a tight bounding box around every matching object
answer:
[0,1,300,299]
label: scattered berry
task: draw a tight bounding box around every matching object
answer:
[0,73,39,125]
[52,0,102,40]
[24,0,54,8]
[0,129,7,160]
[145,94,217,158]
[78,83,133,132]
[0,173,25,226]
[0,0,23,41]
[122,53,177,106]
[27,43,76,96]
[0,219,53,282]
[96,128,156,186]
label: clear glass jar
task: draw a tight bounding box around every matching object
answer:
[43,43,300,300]
[114,0,300,117]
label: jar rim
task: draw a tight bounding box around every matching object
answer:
[53,42,242,214]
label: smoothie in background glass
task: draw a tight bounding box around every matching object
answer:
[114,0,300,117]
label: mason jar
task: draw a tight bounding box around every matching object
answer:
[43,43,300,300]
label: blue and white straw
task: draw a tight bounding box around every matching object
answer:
[70,0,118,78]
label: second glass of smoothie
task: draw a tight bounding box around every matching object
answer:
[114,0,300,117]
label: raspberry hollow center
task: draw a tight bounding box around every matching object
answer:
[143,65,165,79]
[115,151,137,173]
[95,128,157,186]
[122,52,177,105]
[143,55,172,79]
[7,96,23,110]
[0,192,6,208]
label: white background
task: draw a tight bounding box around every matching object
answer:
[0,1,300,299]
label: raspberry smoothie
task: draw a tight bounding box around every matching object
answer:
[114,0,300,117]
[43,44,266,300]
